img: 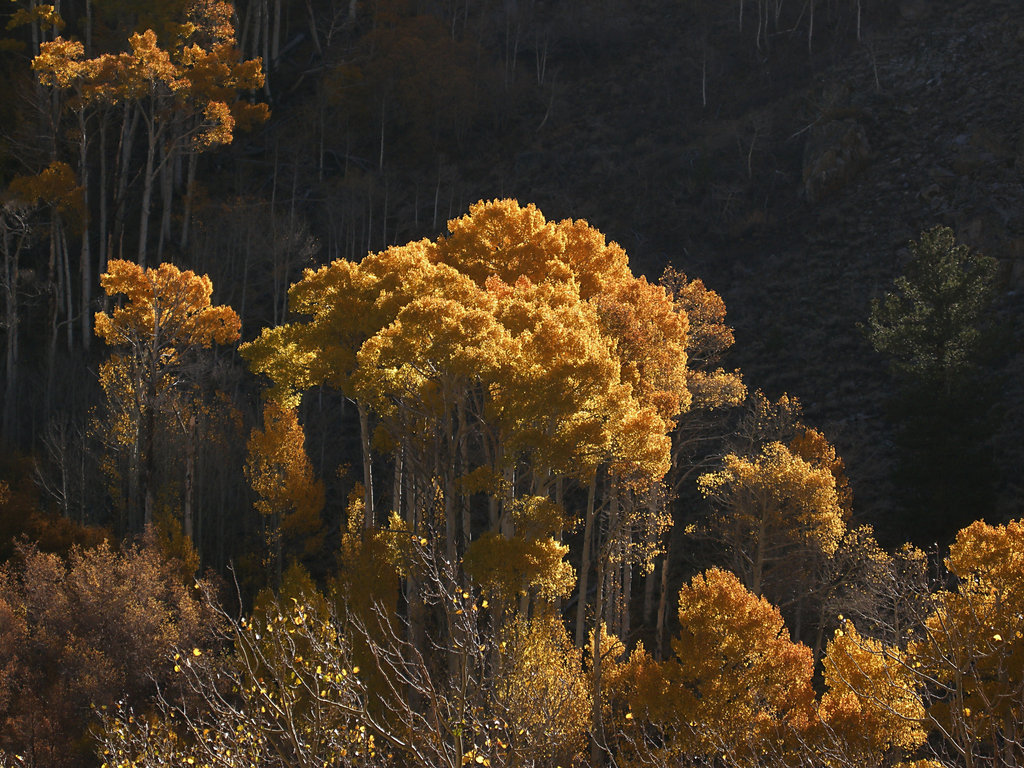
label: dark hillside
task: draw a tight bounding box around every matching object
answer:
[2,0,1022,549]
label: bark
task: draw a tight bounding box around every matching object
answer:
[98,113,108,276]
[183,410,197,542]
[157,143,173,259]
[112,102,138,264]
[621,534,632,640]
[575,473,598,647]
[458,396,471,552]
[590,551,607,766]
[137,108,157,265]
[78,108,92,350]
[179,151,197,251]
[142,360,157,528]
[358,401,375,528]
[45,213,60,411]
[61,223,72,352]
[656,554,668,659]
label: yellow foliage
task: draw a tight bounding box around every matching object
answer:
[95,260,240,350]
[495,613,591,765]
[657,568,815,761]
[820,621,926,760]
[910,519,1024,754]
[463,531,575,608]
[698,441,846,582]
[790,426,853,517]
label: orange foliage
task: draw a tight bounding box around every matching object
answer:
[623,568,815,765]
[95,259,240,350]
[0,539,216,767]
[245,401,325,578]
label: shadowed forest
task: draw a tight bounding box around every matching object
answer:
[2,0,1023,766]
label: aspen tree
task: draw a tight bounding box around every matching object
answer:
[94,259,239,529]
[245,401,325,589]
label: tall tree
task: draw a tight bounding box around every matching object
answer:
[94,258,240,530]
[245,400,325,589]
[867,225,1000,542]
[31,0,268,268]
[241,201,693,712]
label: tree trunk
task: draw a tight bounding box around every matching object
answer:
[61,223,72,352]
[575,473,598,647]
[137,110,157,265]
[113,102,138,264]
[78,109,92,350]
[656,554,668,659]
[179,151,197,251]
[45,213,60,413]
[142,373,156,528]
[98,112,108,276]
[621,535,632,640]
[183,410,197,542]
[358,401,375,528]
[590,551,607,766]
[157,143,173,260]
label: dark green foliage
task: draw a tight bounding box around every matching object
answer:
[868,226,1000,544]
[868,225,997,391]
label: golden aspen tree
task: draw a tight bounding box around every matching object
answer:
[245,401,325,589]
[697,439,845,600]
[619,568,815,766]
[244,199,693,768]
[819,620,927,767]
[31,0,267,265]
[907,519,1024,768]
[94,258,240,530]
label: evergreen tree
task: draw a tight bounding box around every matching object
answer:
[867,225,999,544]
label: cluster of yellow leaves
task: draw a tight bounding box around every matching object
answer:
[698,440,846,595]
[463,497,575,607]
[245,402,325,558]
[608,568,814,767]
[242,199,691,620]
[494,613,591,765]
[32,0,267,151]
[95,260,240,350]
[669,569,815,751]
[820,621,927,761]
[910,519,1024,754]
[246,200,688,484]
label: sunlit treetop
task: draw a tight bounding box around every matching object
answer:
[436,199,631,300]
[95,259,241,352]
[699,441,846,558]
[627,567,816,758]
[944,518,1024,593]
[32,0,267,150]
[244,199,689,491]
